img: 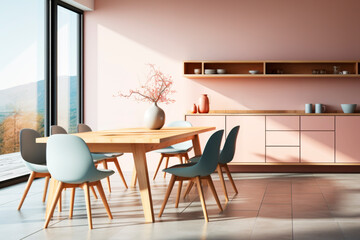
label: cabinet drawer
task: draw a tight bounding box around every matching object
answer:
[301,116,334,130]
[266,116,299,130]
[266,131,299,146]
[266,147,300,163]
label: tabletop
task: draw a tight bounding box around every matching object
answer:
[36,127,215,144]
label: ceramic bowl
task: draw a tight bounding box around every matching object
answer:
[341,104,357,113]
[216,69,226,74]
[194,68,201,74]
[204,69,216,74]
[249,70,260,74]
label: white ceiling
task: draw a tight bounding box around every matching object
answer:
[61,0,94,11]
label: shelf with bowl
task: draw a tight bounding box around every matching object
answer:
[184,60,360,78]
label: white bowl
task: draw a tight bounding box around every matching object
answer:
[194,68,201,74]
[341,104,357,113]
[249,70,260,74]
[216,69,226,74]
[204,69,216,74]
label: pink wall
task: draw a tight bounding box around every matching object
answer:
[84,0,360,170]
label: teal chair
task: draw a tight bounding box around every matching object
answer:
[158,130,224,222]
[153,121,193,180]
[18,129,51,210]
[77,124,128,191]
[184,126,240,202]
[44,134,114,229]
[50,125,111,198]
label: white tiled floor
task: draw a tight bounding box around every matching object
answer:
[2,171,360,239]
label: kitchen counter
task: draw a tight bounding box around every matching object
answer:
[186,110,360,116]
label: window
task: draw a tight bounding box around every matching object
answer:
[57,5,81,133]
[0,0,84,183]
[0,0,45,155]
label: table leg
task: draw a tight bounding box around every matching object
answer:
[132,144,154,223]
[131,165,137,187]
[192,134,202,156]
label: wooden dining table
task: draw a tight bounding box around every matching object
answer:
[36,126,215,223]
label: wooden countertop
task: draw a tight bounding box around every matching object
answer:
[185,110,360,116]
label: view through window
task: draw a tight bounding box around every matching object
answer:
[57,6,80,133]
[0,0,45,155]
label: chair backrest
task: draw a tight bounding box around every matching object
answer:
[50,125,67,135]
[192,129,224,176]
[19,128,46,165]
[46,134,100,183]
[219,125,240,164]
[78,123,92,133]
[167,121,193,150]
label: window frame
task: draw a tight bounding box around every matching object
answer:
[46,0,84,136]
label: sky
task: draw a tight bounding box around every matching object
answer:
[0,0,78,91]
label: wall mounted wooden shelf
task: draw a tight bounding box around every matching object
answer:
[184,61,360,78]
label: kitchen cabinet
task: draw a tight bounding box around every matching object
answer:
[185,115,225,152]
[336,116,360,163]
[301,131,335,163]
[266,147,300,163]
[301,116,334,130]
[226,116,265,163]
[266,116,299,130]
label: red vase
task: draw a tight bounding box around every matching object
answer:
[191,104,197,113]
[198,94,209,113]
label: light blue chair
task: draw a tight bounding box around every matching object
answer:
[184,126,240,202]
[50,125,110,198]
[158,130,224,222]
[77,124,128,191]
[44,134,114,229]
[18,129,51,210]
[153,121,193,180]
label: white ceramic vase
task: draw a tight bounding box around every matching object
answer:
[144,102,165,129]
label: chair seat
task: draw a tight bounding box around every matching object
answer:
[91,154,110,163]
[188,156,201,163]
[23,162,49,173]
[66,169,115,184]
[162,162,200,178]
[155,146,192,154]
[92,152,123,158]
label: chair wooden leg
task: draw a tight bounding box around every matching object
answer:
[18,171,36,210]
[103,160,111,193]
[195,176,209,222]
[69,188,76,219]
[224,164,238,194]
[90,186,98,199]
[175,180,183,208]
[163,157,170,178]
[113,158,128,188]
[207,176,223,211]
[83,182,93,229]
[183,180,194,198]
[44,182,64,228]
[158,175,176,217]
[184,153,189,163]
[42,176,50,203]
[58,193,62,212]
[153,154,165,180]
[217,165,229,202]
[178,155,183,164]
[96,181,113,219]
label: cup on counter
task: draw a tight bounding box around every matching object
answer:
[305,104,313,113]
[315,104,326,113]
